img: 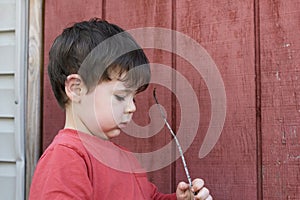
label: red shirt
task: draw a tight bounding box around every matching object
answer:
[29,129,176,200]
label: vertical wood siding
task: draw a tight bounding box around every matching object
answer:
[26,0,43,198]
[43,0,103,150]
[260,0,300,199]
[105,0,175,193]
[43,0,300,199]
[175,0,257,199]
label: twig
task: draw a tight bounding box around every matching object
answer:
[153,88,192,188]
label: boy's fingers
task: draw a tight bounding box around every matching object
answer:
[176,182,192,200]
[178,181,190,191]
[194,187,210,200]
[194,194,213,200]
[191,178,205,193]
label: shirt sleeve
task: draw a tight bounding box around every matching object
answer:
[29,144,93,200]
[149,182,177,200]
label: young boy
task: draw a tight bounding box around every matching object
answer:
[29,18,212,200]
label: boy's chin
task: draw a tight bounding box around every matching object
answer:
[103,128,121,139]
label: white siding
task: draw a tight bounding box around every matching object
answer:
[0,2,16,31]
[0,44,16,73]
[0,163,17,200]
[0,0,26,199]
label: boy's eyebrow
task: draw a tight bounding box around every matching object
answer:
[113,89,136,94]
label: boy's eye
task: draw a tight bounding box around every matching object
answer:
[115,95,125,101]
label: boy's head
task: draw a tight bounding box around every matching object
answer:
[48,18,150,108]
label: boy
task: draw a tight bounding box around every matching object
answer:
[29,18,212,200]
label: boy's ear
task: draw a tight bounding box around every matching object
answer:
[65,74,87,103]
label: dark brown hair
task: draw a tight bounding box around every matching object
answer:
[48,18,150,108]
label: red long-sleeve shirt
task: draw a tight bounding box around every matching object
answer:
[29,129,176,200]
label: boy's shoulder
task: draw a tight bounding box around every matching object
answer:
[41,129,87,159]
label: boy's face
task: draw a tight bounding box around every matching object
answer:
[76,79,137,140]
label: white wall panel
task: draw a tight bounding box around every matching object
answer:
[0,0,25,199]
[0,74,14,89]
[0,32,15,45]
[0,163,16,199]
[0,3,16,31]
[0,132,16,161]
[0,118,14,132]
[0,89,15,117]
[0,45,15,73]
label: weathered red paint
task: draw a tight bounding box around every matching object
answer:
[175,1,257,199]
[43,0,300,199]
[260,0,300,199]
[104,0,175,193]
[43,0,103,150]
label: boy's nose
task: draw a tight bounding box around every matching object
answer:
[125,99,136,114]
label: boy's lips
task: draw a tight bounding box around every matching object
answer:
[118,122,129,129]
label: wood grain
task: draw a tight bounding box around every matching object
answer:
[175,0,257,199]
[41,0,300,199]
[43,0,103,150]
[26,0,43,198]
[260,0,300,199]
[105,0,175,193]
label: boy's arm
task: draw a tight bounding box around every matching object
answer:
[149,182,177,200]
[29,144,93,200]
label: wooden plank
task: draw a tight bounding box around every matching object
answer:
[254,0,263,198]
[43,0,103,150]
[26,0,43,198]
[105,0,174,193]
[260,0,300,199]
[175,0,257,199]
[42,1,300,199]
[0,3,15,31]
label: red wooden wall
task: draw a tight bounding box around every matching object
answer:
[42,0,300,199]
[260,1,300,199]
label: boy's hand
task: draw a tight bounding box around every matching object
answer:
[176,179,212,200]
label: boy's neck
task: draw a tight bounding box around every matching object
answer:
[64,104,109,140]
[64,105,90,134]
[64,105,77,130]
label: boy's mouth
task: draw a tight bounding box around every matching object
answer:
[118,122,129,129]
